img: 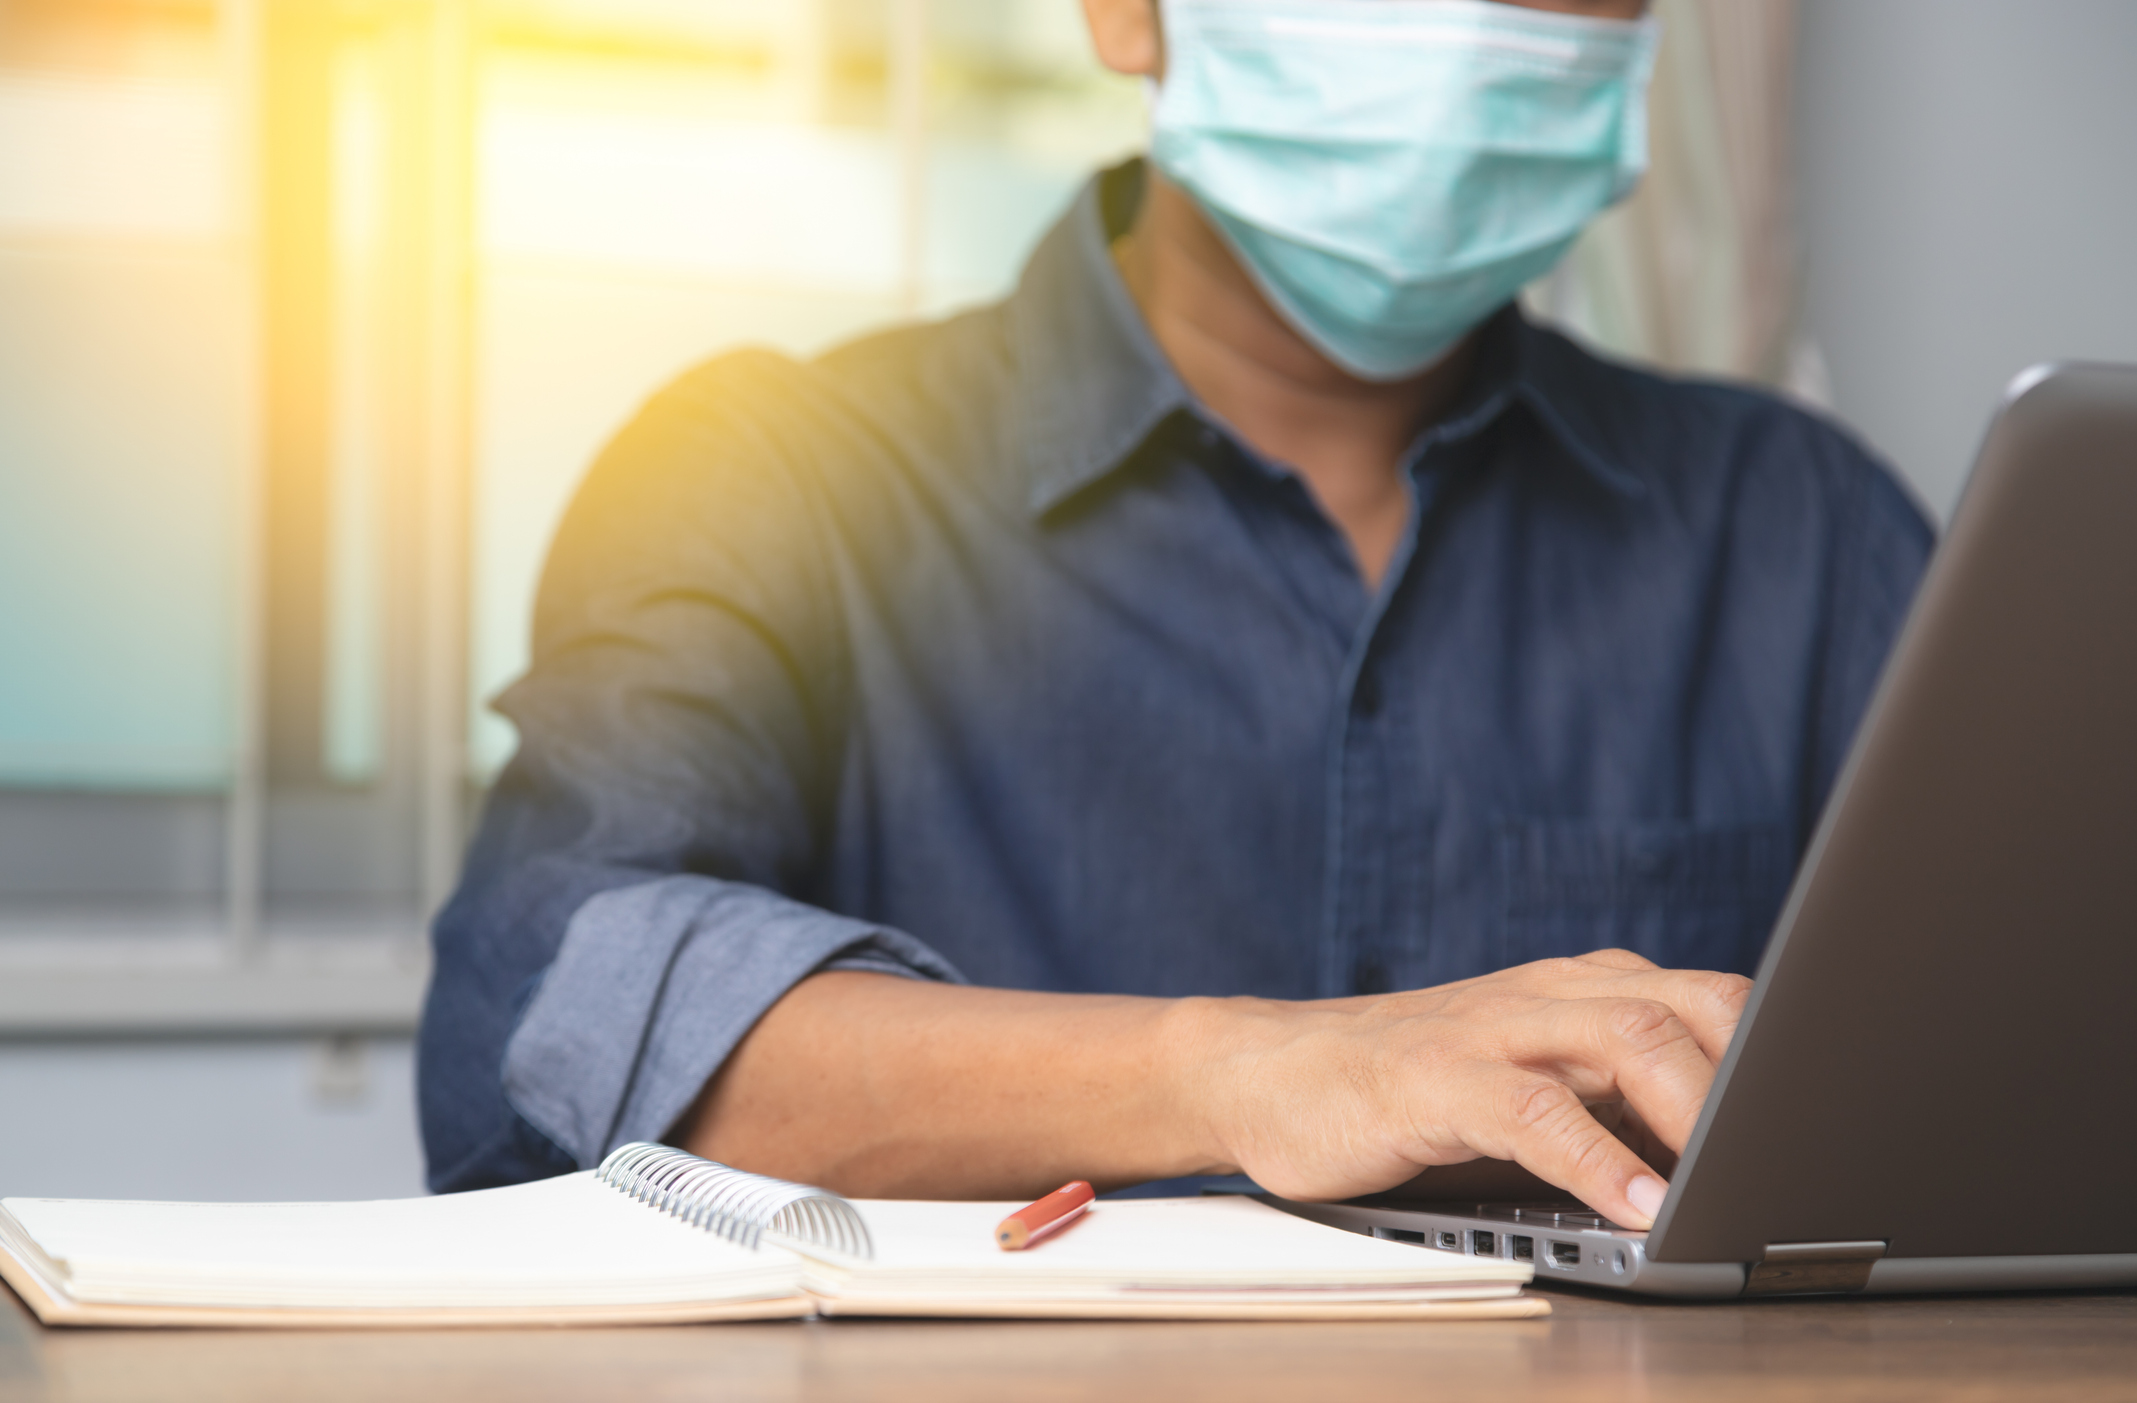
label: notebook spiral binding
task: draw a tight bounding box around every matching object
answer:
[596,1143,875,1260]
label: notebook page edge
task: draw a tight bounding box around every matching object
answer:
[792,1195,1531,1290]
[0,1204,74,1325]
[809,1294,1552,1321]
[3,1173,810,1312]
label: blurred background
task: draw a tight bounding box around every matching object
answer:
[1,0,2133,1200]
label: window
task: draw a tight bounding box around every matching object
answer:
[0,0,1142,1033]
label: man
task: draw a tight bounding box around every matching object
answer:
[419,0,1932,1231]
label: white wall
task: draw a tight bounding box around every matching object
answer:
[0,1038,424,1201]
[1795,0,2137,522]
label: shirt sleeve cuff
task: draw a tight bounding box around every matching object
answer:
[500,874,965,1168]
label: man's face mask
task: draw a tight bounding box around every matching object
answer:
[1149,0,1660,381]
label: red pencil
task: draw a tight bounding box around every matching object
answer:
[995,1180,1095,1251]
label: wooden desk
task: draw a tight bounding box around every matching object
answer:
[3,1285,2132,1402]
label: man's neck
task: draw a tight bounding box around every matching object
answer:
[1113,171,1479,590]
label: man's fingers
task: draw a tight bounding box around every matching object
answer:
[1485,1075,1671,1230]
[1521,955,1752,1064]
[1512,952,1743,1063]
[1511,954,1750,1066]
[1621,968,1752,1064]
[1609,1100,1682,1180]
[1506,997,1718,1155]
[1575,947,1657,973]
[1246,957,1748,1209]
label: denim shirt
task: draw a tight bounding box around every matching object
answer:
[418,163,1934,1193]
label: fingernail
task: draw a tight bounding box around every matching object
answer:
[1626,1175,1667,1225]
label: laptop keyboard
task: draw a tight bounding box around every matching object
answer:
[1467,1201,1622,1230]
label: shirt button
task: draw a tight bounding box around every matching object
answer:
[1353,675,1382,718]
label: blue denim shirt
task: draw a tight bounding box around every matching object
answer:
[419,163,1934,1193]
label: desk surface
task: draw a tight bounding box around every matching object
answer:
[3,1285,2133,1402]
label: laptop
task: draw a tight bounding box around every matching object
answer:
[1272,362,2137,1297]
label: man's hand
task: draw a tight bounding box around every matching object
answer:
[680,949,1750,1228]
[1185,949,1752,1228]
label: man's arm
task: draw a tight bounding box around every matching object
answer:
[419,351,958,1192]
[678,948,1749,1230]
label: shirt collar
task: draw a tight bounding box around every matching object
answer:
[1007,161,1647,518]
[1009,163,1192,518]
[1415,306,1651,500]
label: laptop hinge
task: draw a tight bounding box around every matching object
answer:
[1743,1240,1888,1296]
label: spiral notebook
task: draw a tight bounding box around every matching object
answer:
[0,1145,1544,1328]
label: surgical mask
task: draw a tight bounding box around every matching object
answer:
[1149,0,1660,381]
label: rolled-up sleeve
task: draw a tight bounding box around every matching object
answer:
[417,350,963,1193]
[503,877,959,1170]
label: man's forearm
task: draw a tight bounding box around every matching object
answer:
[673,953,1753,1228]
[674,972,1236,1199]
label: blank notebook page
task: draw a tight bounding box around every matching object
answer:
[1,1172,801,1310]
[790,1196,1528,1300]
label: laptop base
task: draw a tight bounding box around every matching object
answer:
[1266,1198,2137,1299]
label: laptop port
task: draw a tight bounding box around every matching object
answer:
[1372,1227,1426,1245]
[1549,1242,1581,1269]
[1436,1231,1460,1250]
[1510,1235,1534,1262]
[1471,1230,1497,1257]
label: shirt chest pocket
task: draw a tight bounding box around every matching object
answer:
[1494,820,1796,976]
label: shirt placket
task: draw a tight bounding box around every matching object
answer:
[1321,455,1459,998]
